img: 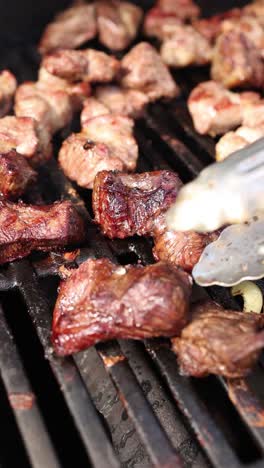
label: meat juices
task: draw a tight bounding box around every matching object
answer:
[0,151,36,199]
[0,200,85,264]
[93,170,182,238]
[188,81,260,136]
[120,42,180,101]
[52,258,192,355]
[0,70,17,118]
[172,301,264,378]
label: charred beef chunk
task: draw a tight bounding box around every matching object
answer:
[93,170,182,238]
[120,42,180,101]
[52,258,192,355]
[0,200,85,264]
[0,70,17,118]
[0,151,36,199]
[172,301,264,378]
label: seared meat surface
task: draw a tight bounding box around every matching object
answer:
[160,25,212,67]
[52,258,192,355]
[120,42,180,101]
[96,0,143,51]
[0,116,51,165]
[59,114,138,189]
[39,4,97,54]
[0,151,36,199]
[188,81,260,136]
[39,1,142,54]
[211,30,264,89]
[0,70,17,118]
[192,9,241,43]
[93,170,182,238]
[156,0,200,19]
[152,221,220,272]
[0,200,85,264]
[244,0,264,26]
[144,8,182,40]
[172,301,264,378]
[42,49,120,83]
[95,86,148,118]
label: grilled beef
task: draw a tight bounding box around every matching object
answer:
[42,49,120,83]
[0,200,85,264]
[93,170,182,238]
[156,0,200,19]
[96,0,143,51]
[188,81,260,136]
[95,86,148,118]
[59,114,138,189]
[172,301,264,378]
[120,42,180,101]
[144,8,182,40]
[0,151,36,199]
[39,4,97,54]
[192,9,241,43]
[0,70,17,118]
[52,258,192,355]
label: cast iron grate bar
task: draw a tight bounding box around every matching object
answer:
[0,304,60,468]
[10,260,120,468]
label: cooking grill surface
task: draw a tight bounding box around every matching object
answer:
[0,3,264,467]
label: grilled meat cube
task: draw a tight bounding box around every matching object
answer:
[156,0,200,20]
[192,9,242,43]
[0,116,51,165]
[120,42,180,101]
[211,30,264,89]
[95,86,148,118]
[144,7,182,40]
[96,0,143,51]
[0,151,36,199]
[52,258,192,355]
[0,70,17,118]
[243,0,264,27]
[0,200,85,264]
[152,216,220,272]
[93,170,182,238]
[59,115,138,189]
[39,4,97,54]
[172,301,264,378]
[188,81,260,136]
[42,49,120,83]
[160,25,212,67]
[242,99,264,127]
[216,124,264,161]
[220,16,264,56]
[81,97,110,127]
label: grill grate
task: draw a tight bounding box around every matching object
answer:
[0,13,264,467]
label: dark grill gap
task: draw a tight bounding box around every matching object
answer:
[0,4,264,467]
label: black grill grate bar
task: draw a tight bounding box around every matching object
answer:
[145,343,241,468]
[0,304,61,468]
[11,260,120,468]
[97,341,182,468]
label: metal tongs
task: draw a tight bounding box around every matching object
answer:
[166,137,264,286]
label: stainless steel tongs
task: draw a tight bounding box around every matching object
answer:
[166,137,264,286]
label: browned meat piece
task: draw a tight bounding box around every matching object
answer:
[152,222,220,272]
[243,0,264,27]
[144,7,182,40]
[52,258,192,355]
[95,85,148,118]
[0,70,17,118]
[59,115,138,189]
[216,124,264,161]
[172,301,264,378]
[93,170,182,238]
[39,4,97,54]
[81,97,110,127]
[242,98,264,127]
[220,16,264,56]
[120,42,180,101]
[188,81,260,136]
[0,116,51,165]
[160,25,212,67]
[0,151,36,199]
[192,9,241,43]
[42,49,120,83]
[156,0,200,19]
[0,200,85,264]
[211,30,264,89]
[96,0,143,51]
